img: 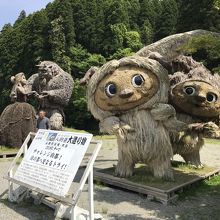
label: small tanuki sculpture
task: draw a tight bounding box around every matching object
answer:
[168,57,220,167]
[147,52,220,168]
[27,61,74,130]
[81,56,186,180]
[0,72,36,147]
[136,30,220,168]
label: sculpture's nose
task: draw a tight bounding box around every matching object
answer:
[119,89,134,98]
[195,95,206,102]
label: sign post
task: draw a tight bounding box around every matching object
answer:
[5,129,102,220]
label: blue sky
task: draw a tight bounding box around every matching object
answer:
[0,0,53,30]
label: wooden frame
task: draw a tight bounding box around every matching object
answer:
[94,167,220,205]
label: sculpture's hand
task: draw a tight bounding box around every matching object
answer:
[118,123,135,141]
[121,124,134,132]
[189,122,220,138]
[100,117,120,134]
[28,91,39,97]
[188,123,204,131]
[40,91,51,97]
[203,122,220,138]
[100,117,134,141]
[38,94,48,99]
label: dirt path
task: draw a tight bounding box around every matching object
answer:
[0,139,220,220]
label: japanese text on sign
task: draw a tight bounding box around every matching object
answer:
[14,129,93,197]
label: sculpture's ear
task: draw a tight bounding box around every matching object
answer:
[169,72,186,87]
[11,76,15,83]
[148,52,172,73]
[80,66,99,86]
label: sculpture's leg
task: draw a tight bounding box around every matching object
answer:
[151,158,174,180]
[49,111,63,130]
[181,150,203,168]
[115,139,134,178]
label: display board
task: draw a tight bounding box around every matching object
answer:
[14,129,93,197]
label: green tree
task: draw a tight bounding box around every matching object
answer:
[18,10,49,74]
[103,0,130,55]
[125,0,140,30]
[140,20,154,45]
[64,80,98,130]
[139,0,161,29]
[14,10,26,26]
[177,0,220,32]
[49,16,71,72]
[181,34,220,73]
[47,0,75,49]
[124,31,142,51]
[108,48,134,60]
[155,0,178,40]
[69,45,106,78]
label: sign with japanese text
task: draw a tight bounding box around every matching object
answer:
[14,129,93,197]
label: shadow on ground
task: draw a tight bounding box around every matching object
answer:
[0,197,54,220]
[94,174,220,220]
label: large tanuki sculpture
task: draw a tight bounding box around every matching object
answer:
[0,73,36,147]
[27,61,74,130]
[82,56,185,179]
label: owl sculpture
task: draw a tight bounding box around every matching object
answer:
[81,56,186,180]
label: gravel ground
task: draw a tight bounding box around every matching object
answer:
[0,139,220,220]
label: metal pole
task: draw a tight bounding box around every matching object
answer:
[8,170,13,202]
[23,134,29,155]
[88,168,94,220]
[71,205,76,220]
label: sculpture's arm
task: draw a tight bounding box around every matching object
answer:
[26,74,39,93]
[80,66,99,85]
[150,103,176,121]
[188,122,220,139]
[151,103,187,132]
[41,88,69,105]
[99,116,134,141]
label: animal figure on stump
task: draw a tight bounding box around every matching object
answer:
[81,56,186,180]
[0,72,36,147]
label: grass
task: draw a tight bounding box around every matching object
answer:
[179,174,220,199]
[101,207,108,214]
[100,162,218,191]
[205,138,220,145]
[0,146,18,152]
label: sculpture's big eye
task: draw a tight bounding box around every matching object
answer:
[132,74,145,87]
[105,83,117,97]
[207,92,217,102]
[184,86,195,95]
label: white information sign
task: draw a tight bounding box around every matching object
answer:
[14,129,93,197]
